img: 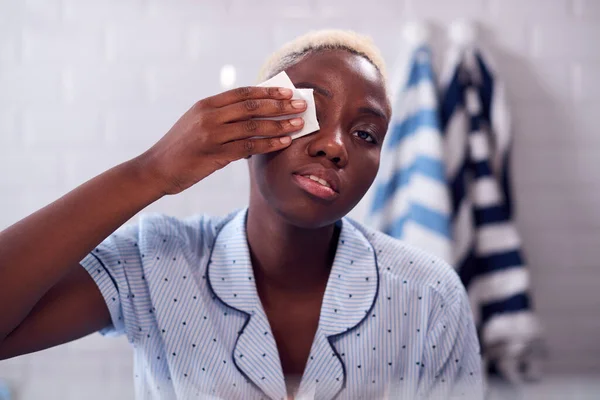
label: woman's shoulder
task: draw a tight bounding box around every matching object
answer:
[134,208,241,250]
[346,218,465,299]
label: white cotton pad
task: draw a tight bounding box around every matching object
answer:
[257,70,295,88]
[256,71,320,140]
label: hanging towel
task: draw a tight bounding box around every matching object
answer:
[368,45,453,263]
[440,44,543,382]
[0,380,11,400]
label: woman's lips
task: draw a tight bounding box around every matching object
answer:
[292,174,339,201]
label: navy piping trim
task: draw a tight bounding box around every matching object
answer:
[328,220,381,400]
[203,211,266,398]
[326,336,346,400]
[89,251,118,289]
[203,213,380,400]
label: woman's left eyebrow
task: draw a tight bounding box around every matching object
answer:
[357,106,387,121]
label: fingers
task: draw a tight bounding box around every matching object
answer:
[218,117,304,143]
[216,98,307,123]
[201,86,293,109]
[224,135,293,159]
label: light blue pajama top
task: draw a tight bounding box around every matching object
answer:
[81,208,483,399]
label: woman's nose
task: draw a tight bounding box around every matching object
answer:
[307,127,349,168]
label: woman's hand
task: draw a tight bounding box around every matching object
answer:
[138,86,306,195]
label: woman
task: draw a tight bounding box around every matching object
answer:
[0,30,482,399]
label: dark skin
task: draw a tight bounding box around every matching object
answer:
[247,50,390,393]
[0,48,390,398]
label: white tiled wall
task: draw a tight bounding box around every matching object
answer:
[1,0,599,398]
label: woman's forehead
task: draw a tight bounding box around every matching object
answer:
[287,49,382,85]
[285,49,390,117]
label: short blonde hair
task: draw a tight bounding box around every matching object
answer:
[257,29,387,87]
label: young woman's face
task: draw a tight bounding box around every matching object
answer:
[249,49,391,228]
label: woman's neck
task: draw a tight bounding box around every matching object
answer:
[245,205,339,292]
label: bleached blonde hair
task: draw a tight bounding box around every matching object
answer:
[257,29,388,88]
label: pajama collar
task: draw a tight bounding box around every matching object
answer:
[207,208,379,400]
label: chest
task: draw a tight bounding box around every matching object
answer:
[262,294,323,377]
[143,273,433,400]
[140,297,420,400]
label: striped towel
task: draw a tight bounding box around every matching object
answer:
[368,45,453,263]
[440,45,542,380]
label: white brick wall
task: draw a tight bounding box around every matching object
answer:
[1,0,600,398]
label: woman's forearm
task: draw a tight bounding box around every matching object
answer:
[0,155,165,341]
[0,84,302,344]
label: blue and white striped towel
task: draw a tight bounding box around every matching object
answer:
[439,45,542,378]
[368,45,453,264]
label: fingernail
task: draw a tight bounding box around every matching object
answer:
[279,88,292,96]
[291,100,306,109]
[289,118,303,126]
[280,136,292,144]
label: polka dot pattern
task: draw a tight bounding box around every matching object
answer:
[80,208,482,399]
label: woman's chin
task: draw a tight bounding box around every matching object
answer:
[271,200,347,229]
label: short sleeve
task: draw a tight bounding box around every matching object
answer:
[417,284,484,399]
[80,222,146,341]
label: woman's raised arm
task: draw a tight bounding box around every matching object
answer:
[0,85,305,359]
